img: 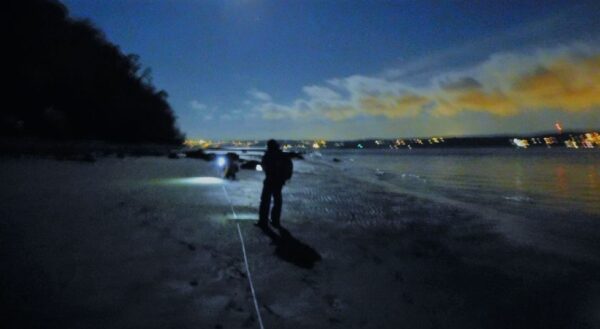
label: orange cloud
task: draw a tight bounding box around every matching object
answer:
[322,106,360,121]
[360,94,430,118]
[515,55,600,111]
[431,54,600,117]
[356,54,600,119]
[256,48,600,121]
[434,90,520,116]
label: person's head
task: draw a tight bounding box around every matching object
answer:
[267,139,280,152]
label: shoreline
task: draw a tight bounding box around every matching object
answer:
[1,155,599,328]
[312,154,600,262]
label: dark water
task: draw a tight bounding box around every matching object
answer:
[319,148,600,216]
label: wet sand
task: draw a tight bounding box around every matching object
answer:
[1,156,599,328]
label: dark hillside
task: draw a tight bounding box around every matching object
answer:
[4,0,184,144]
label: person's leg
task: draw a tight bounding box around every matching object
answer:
[258,183,272,225]
[270,184,283,227]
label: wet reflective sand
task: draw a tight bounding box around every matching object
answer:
[1,155,599,328]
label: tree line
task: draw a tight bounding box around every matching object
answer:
[4,0,184,144]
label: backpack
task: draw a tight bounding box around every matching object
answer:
[278,154,293,182]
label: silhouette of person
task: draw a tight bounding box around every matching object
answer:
[257,139,287,228]
[224,153,239,180]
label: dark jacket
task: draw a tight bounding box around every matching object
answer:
[261,149,285,184]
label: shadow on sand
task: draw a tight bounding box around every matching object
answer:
[257,225,321,269]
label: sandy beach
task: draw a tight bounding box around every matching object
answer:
[1,155,599,329]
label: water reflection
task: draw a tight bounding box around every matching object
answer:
[588,165,598,191]
[329,149,600,215]
[514,162,523,191]
[554,165,568,196]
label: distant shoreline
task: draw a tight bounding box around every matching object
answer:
[188,130,600,150]
[1,129,599,159]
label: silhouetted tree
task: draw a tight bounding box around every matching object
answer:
[4,0,184,144]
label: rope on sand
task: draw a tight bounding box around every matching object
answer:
[222,185,238,220]
[222,185,265,329]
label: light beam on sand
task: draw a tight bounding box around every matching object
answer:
[158,177,225,186]
[226,212,259,221]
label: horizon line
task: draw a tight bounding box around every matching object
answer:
[186,129,599,142]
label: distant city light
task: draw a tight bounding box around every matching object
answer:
[555,122,563,134]
[184,131,598,152]
[512,138,529,148]
[544,137,558,146]
[565,140,579,148]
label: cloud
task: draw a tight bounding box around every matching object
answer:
[302,85,341,100]
[257,103,302,120]
[432,89,519,117]
[190,100,223,121]
[514,56,600,111]
[439,77,482,91]
[190,100,207,111]
[247,89,272,102]
[360,94,430,118]
[430,45,600,116]
[382,4,600,82]
[247,42,600,121]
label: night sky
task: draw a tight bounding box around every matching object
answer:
[62,0,600,140]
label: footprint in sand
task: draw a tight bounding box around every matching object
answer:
[325,294,344,311]
[301,275,319,289]
[225,265,246,280]
[225,300,245,313]
[210,269,225,283]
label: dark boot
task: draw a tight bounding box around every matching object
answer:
[255,220,268,229]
